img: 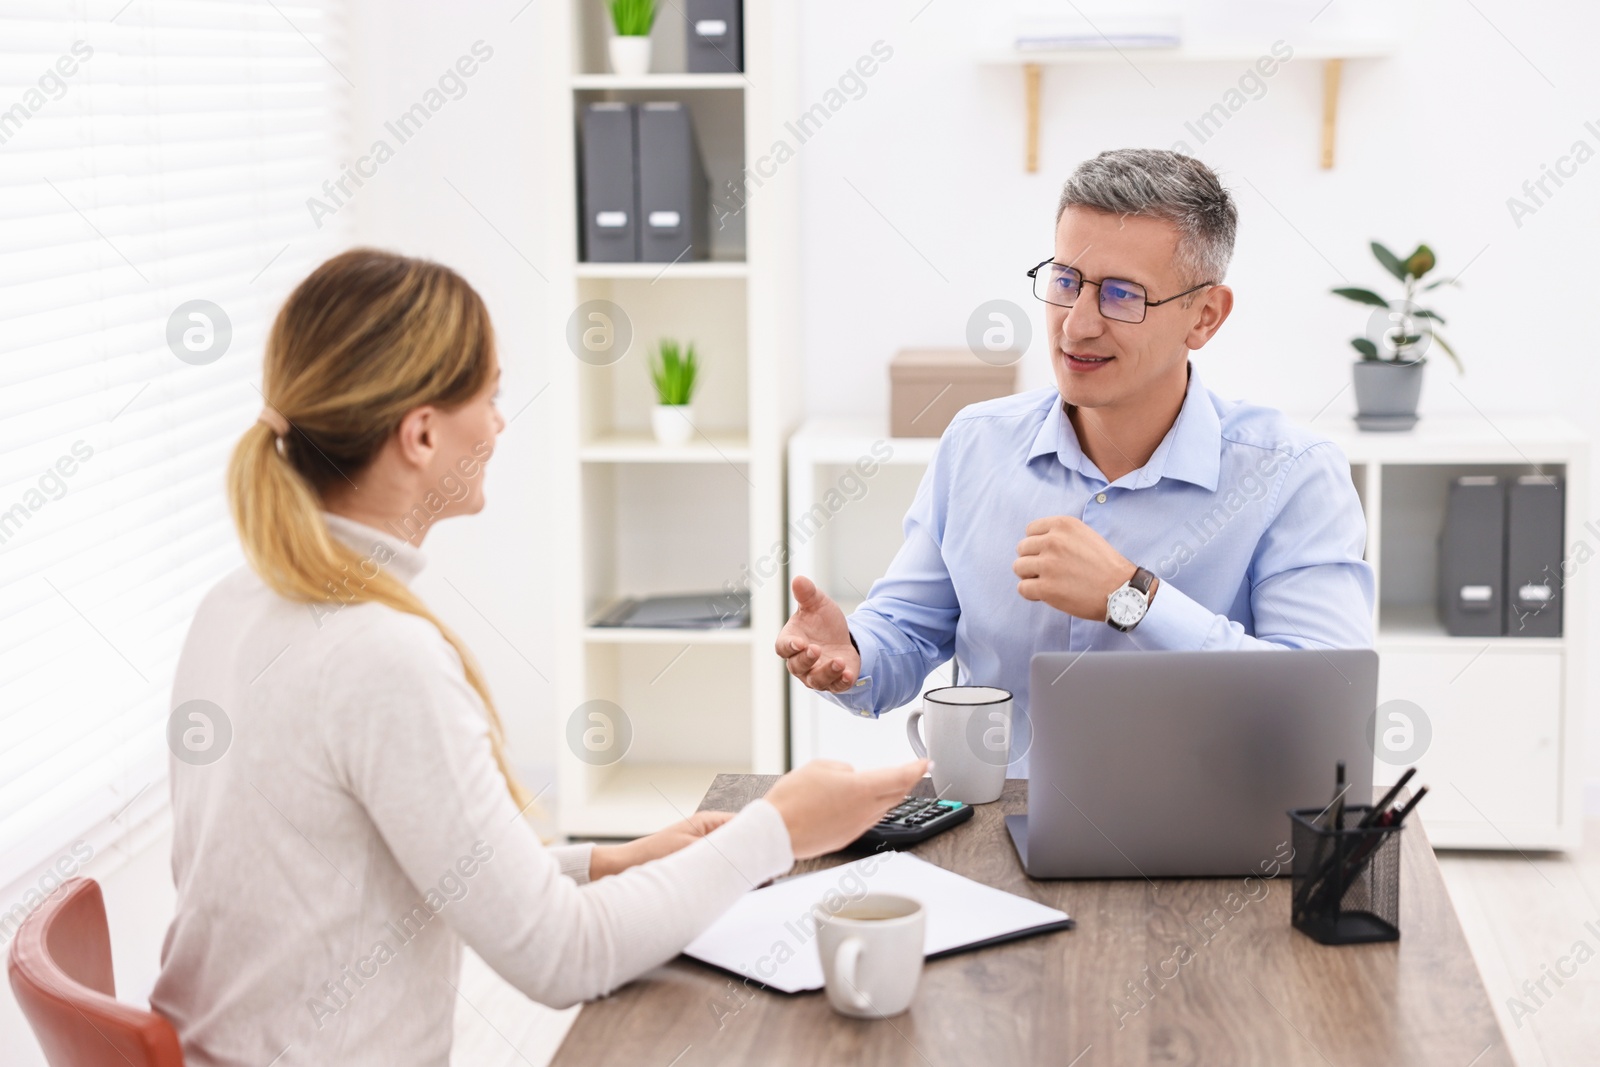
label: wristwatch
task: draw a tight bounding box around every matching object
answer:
[1106,566,1157,632]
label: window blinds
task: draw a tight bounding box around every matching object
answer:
[0,0,352,889]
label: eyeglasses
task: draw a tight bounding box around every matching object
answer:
[1027,259,1215,324]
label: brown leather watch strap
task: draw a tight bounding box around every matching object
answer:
[1129,566,1155,596]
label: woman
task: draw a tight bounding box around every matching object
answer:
[150,249,926,1066]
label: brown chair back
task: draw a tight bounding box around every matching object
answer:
[7,877,183,1066]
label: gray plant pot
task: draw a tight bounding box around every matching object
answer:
[1351,359,1425,431]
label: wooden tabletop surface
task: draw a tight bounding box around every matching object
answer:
[551,775,1509,1067]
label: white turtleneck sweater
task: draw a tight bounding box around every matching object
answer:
[150,513,794,1067]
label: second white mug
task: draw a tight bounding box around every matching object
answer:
[905,685,1013,804]
[815,893,926,1018]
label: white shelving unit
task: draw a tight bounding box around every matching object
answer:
[786,414,1589,852]
[1330,415,1589,851]
[574,261,750,280]
[537,2,801,838]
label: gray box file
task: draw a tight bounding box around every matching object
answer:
[685,0,743,73]
[581,102,637,262]
[1437,475,1506,636]
[1505,474,1564,636]
[636,102,709,263]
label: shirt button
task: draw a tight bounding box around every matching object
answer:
[1095,492,1107,504]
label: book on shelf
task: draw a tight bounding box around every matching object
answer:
[591,592,750,629]
[1014,11,1181,51]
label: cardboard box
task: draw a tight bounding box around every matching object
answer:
[889,349,1019,437]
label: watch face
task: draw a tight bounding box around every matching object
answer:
[1108,587,1146,627]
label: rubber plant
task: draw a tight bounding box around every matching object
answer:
[1331,241,1463,372]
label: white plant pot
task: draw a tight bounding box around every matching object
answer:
[608,36,652,77]
[651,404,694,446]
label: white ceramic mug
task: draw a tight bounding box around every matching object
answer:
[905,685,1013,804]
[815,893,926,1018]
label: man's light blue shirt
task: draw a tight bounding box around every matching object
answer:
[827,363,1375,772]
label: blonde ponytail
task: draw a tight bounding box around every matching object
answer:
[227,249,537,819]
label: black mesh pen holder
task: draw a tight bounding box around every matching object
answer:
[1288,805,1402,945]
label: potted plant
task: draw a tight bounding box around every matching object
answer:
[607,0,655,77]
[649,338,698,445]
[1331,241,1462,431]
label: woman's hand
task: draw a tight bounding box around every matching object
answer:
[589,810,736,880]
[763,758,929,859]
[636,810,736,862]
[586,757,928,877]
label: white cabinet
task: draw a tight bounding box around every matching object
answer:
[787,414,1589,851]
[1375,646,1563,846]
[786,427,938,768]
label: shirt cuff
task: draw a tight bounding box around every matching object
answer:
[548,842,595,885]
[709,797,795,885]
[1128,579,1218,651]
[823,625,880,717]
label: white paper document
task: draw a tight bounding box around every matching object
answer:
[681,851,1072,993]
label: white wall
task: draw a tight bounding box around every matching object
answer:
[342,0,564,810]
[788,0,1600,811]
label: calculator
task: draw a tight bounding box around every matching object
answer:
[851,797,974,850]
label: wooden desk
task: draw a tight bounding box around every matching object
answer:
[552,776,1509,1067]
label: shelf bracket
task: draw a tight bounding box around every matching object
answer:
[1024,62,1042,173]
[1321,57,1343,169]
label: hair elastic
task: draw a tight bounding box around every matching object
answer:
[257,406,290,437]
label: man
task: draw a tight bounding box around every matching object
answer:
[776,148,1375,770]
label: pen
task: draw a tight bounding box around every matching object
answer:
[1295,761,1351,915]
[1325,786,1430,907]
[1333,761,1346,832]
[1305,778,1430,917]
[1384,786,1429,828]
[1359,768,1417,830]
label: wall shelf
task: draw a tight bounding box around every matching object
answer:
[978,38,1395,172]
[788,413,1589,852]
[977,41,1396,65]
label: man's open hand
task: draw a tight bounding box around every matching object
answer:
[1013,516,1140,620]
[775,576,861,694]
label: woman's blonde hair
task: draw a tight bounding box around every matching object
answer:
[227,248,536,817]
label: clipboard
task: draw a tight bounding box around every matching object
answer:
[681,852,1074,993]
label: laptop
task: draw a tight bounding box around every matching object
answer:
[1007,649,1378,879]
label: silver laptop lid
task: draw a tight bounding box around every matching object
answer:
[1019,649,1378,879]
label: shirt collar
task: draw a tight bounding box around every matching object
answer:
[1026,362,1221,492]
[321,512,428,586]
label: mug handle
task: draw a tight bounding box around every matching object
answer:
[905,709,928,759]
[834,937,872,1012]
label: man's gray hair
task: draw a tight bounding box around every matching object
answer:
[1056,149,1237,286]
